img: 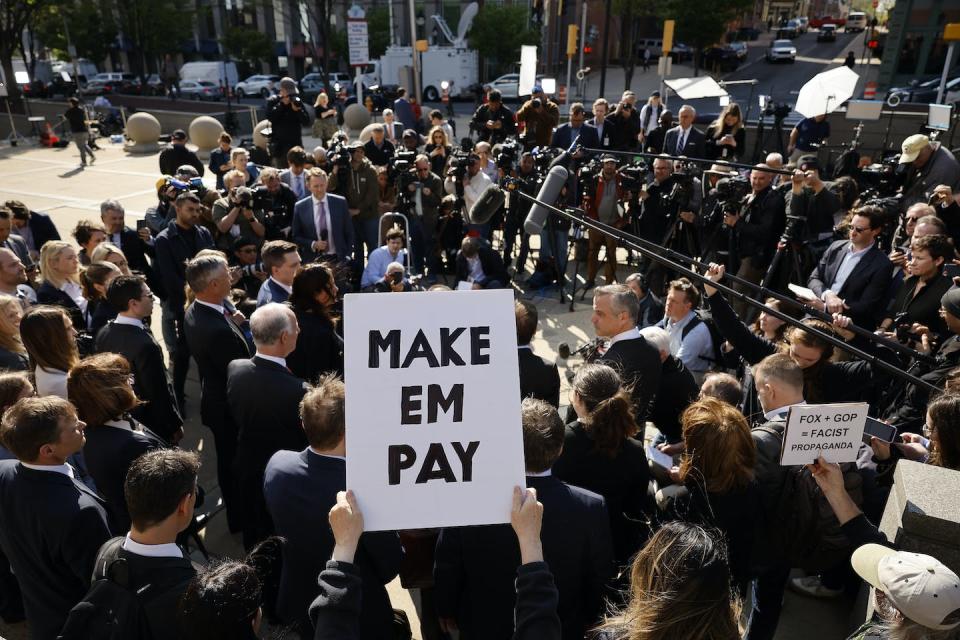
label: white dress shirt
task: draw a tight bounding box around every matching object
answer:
[607,326,642,348]
[61,280,88,313]
[763,401,806,422]
[122,534,184,559]
[113,314,145,329]
[255,352,288,368]
[21,461,74,478]
[826,242,873,296]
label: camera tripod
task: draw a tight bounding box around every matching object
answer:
[761,214,811,294]
[751,110,787,163]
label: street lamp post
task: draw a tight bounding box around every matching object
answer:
[598,0,611,98]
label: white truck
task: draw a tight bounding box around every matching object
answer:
[179,61,239,87]
[361,3,479,101]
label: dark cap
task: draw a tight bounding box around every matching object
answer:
[172,129,187,141]
[943,288,960,319]
[402,129,418,138]
[798,155,820,172]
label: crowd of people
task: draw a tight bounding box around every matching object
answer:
[2,81,959,640]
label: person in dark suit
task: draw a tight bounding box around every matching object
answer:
[66,450,200,640]
[183,253,252,532]
[806,206,893,329]
[591,285,662,423]
[264,376,402,640]
[36,240,86,329]
[515,300,560,407]
[291,168,355,264]
[642,109,673,154]
[0,208,32,268]
[227,303,308,549]
[625,273,665,328]
[287,263,343,382]
[0,396,112,640]
[6,200,60,260]
[553,363,651,568]
[96,275,183,442]
[154,192,215,408]
[256,240,300,306]
[68,353,167,533]
[663,105,707,158]
[456,236,510,289]
[639,326,699,452]
[99,199,162,299]
[550,103,601,152]
[434,398,614,640]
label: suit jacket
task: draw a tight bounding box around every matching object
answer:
[83,419,166,532]
[0,461,112,640]
[3,235,31,266]
[227,356,308,544]
[455,245,510,287]
[599,335,662,421]
[807,240,893,328]
[280,168,309,200]
[95,321,183,440]
[587,118,616,150]
[518,347,560,407]
[382,121,405,144]
[36,280,85,329]
[26,211,61,252]
[287,311,343,383]
[650,355,699,443]
[183,301,252,430]
[113,226,163,297]
[291,194,355,263]
[153,222,214,311]
[663,125,707,158]
[263,450,403,637]
[434,474,613,640]
[550,123,600,152]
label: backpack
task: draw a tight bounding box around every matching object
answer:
[681,310,728,369]
[57,538,157,640]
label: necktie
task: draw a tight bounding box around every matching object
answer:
[316,200,327,248]
[677,131,686,154]
[296,175,305,198]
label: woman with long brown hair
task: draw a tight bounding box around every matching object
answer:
[80,261,121,336]
[552,363,650,565]
[0,296,28,371]
[286,263,342,382]
[595,521,741,640]
[69,352,167,532]
[20,305,79,399]
[705,102,745,161]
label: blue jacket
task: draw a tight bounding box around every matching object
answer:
[291,194,355,262]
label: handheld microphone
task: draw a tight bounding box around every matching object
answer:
[524,165,568,235]
[320,229,329,241]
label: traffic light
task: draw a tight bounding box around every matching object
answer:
[867,39,878,49]
[584,44,593,54]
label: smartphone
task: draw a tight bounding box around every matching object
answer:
[136,219,149,232]
[944,264,960,279]
[862,417,898,445]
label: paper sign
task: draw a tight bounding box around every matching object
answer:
[344,290,526,531]
[646,444,674,470]
[456,280,473,291]
[781,403,868,465]
[788,283,817,301]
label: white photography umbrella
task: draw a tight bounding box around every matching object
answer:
[793,66,860,118]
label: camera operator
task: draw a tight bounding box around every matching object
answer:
[724,164,786,320]
[609,97,642,151]
[406,155,444,278]
[230,238,267,300]
[788,155,841,259]
[636,156,696,294]
[265,78,311,168]
[471,89,516,145]
[400,129,423,154]
[363,125,396,167]
[212,170,267,253]
[444,153,492,234]
[899,134,960,212]
[144,178,180,235]
[584,156,628,287]
[258,167,298,239]
[373,261,414,293]
[503,152,538,271]
[328,142,380,266]
[516,96,559,148]
[787,114,830,164]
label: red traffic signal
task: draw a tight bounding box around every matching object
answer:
[584,45,593,54]
[867,39,878,49]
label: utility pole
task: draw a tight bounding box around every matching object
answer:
[598,0,611,98]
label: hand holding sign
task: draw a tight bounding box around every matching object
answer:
[512,486,544,564]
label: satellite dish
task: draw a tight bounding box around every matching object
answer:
[457,3,479,42]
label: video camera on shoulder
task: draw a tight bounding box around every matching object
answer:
[496,138,522,171]
[232,185,273,210]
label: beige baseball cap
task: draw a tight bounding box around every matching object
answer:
[851,543,960,630]
[900,134,930,164]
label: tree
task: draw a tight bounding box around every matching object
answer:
[469,4,541,79]
[615,0,654,92]
[657,0,752,76]
[221,25,274,73]
[114,0,195,79]
[0,0,54,103]
[33,0,117,65]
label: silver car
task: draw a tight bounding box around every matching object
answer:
[766,39,797,63]
[234,74,281,99]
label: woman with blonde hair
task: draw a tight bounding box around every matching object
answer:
[36,240,86,329]
[705,102,745,161]
[0,296,28,371]
[231,148,260,187]
[553,363,650,565]
[89,242,131,275]
[424,126,451,176]
[596,521,741,640]
[312,92,339,144]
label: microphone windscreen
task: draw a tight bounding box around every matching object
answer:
[467,184,506,225]
[524,165,568,235]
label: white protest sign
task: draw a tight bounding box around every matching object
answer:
[781,403,868,466]
[344,289,526,531]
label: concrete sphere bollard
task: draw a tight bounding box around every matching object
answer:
[343,104,371,132]
[358,123,385,144]
[124,112,161,154]
[253,120,272,150]
[188,115,224,160]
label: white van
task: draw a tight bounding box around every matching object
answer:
[179,62,238,88]
[846,12,867,33]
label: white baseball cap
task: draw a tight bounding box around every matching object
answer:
[900,134,930,164]
[851,544,960,630]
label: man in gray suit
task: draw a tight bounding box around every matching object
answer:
[291,167,355,263]
[663,104,706,159]
[279,146,310,201]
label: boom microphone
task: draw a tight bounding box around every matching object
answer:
[466,184,506,225]
[524,165,568,235]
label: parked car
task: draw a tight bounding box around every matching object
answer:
[234,74,281,98]
[486,73,545,101]
[777,19,800,38]
[796,17,809,33]
[810,15,846,28]
[702,46,742,72]
[728,41,748,60]
[179,80,222,100]
[817,24,837,42]
[80,72,142,95]
[735,27,762,41]
[886,75,960,105]
[634,38,693,62]
[845,11,867,32]
[766,39,797,63]
[145,74,165,95]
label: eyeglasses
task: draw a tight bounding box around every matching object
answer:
[906,217,922,223]
[850,226,871,233]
